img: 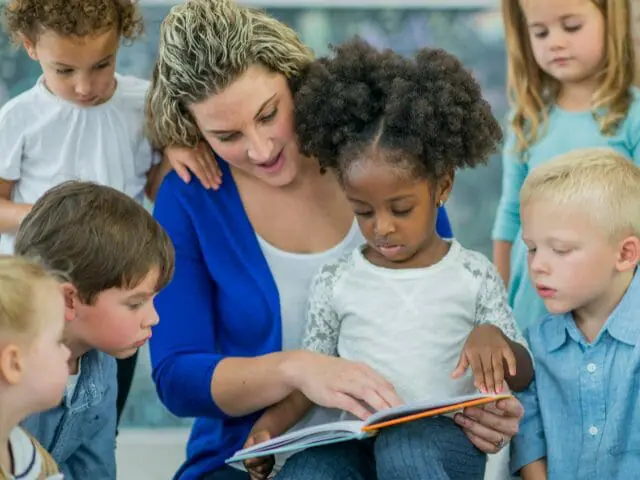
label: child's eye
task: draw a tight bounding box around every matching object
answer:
[354,211,373,218]
[564,24,582,33]
[552,248,571,255]
[128,303,144,311]
[530,27,548,39]
[392,208,413,217]
[95,62,111,70]
[56,68,73,75]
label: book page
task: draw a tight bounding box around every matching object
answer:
[227,420,366,463]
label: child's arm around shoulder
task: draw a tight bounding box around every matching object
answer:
[453,251,533,393]
[145,142,222,201]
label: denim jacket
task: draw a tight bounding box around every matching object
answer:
[22,349,117,480]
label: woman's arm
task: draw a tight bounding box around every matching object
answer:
[151,174,400,419]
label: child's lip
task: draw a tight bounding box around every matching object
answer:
[133,334,151,348]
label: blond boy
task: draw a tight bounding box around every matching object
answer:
[511,148,640,479]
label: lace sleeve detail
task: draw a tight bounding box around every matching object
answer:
[301,255,353,356]
[463,250,528,347]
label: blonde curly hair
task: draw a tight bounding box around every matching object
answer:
[3,0,144,45]
[502,0,635,158]
[145,0,313,149]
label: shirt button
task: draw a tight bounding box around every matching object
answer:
[587,363,597,373]
[589,426,599,436]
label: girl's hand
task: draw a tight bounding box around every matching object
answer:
[452,324,517,394]
[454,396,524,454]
[286,351,403,420]
[164,141,222,190]
[243,430,275,480]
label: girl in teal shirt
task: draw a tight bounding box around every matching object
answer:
[493,0,640,331]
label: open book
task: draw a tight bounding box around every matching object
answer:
[226,392,511,464]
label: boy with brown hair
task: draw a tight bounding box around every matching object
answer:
[15,181,175,480]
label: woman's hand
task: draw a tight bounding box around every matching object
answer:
[284,351,403,420]
[454,396,523,454]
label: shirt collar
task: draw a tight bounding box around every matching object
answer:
[605,268,640,346]
[545,268,640,351]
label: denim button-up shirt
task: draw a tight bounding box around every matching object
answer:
[511,269,640,479]
[22,349,117,479]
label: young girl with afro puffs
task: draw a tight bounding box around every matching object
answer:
[241,38,534,480]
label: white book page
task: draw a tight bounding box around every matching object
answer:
[238,420,364,455]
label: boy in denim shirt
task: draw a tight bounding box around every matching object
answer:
[15,181,175,480]
[511,147,640,479]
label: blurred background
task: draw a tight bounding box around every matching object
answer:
[0,0,508,432]
[0,1,507,476]
[15,0,636,476]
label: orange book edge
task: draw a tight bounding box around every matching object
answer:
[361,394,513,432]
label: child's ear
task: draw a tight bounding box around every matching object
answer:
[0,344,23,385]
[60,282,79,323]
[616,235,640,272]
[436,171,455,205]
[19,33,38,61]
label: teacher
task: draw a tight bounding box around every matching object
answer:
[146,1,524,479]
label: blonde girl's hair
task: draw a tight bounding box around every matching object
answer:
[502,0,635,157]
[0,256,60,336]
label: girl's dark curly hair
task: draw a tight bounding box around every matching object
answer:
[294,38,503,182]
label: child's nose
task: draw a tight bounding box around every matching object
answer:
[374,215,395,236]
[530,252,550,274]
[74,76,93,97]
[144,306,160,329]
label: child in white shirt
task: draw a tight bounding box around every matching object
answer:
[244,39,533,480]
[0,256,70,480]
[0,0,221,254]
[0,0,220,432]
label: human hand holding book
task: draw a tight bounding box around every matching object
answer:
[243,430,274,480]
[227,392,512,464]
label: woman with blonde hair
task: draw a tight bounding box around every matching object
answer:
[147,1,524,478]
